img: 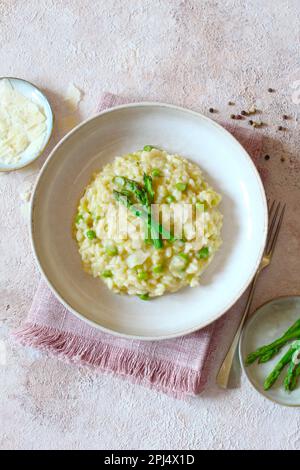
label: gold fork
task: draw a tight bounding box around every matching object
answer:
[216,200,286,389]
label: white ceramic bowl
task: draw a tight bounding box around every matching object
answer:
[31,103,267,339]
[0,77,53,172]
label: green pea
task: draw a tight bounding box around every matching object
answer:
[196,201,208,211]
[152,168,161,177]
[101,270,113,278]
[195,202,205,212]
[175,182,187,192]
[86,230,96,240]
[75,214,83,224]
[105,244,118,256]
[153,264,164,274]
[139,293,150,300]
[137,271,148,281]
[196,246,209,259]
[178,252,189,261]
[166,195,175,204]
[143,145,155,152]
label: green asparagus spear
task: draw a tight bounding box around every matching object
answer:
[143,173,154,204]
[258,348,280,363]
[289,363,300,391]
[284,343,300,391]
[114,191,153,224]
[282,319,300,336]
[113,189,165,248]
[113,174,174,247]
[149,216,175,242]
[284,361,297,391]
[150,228,163,249]
[263,346,296,390]
[113,190,146,216]
[246,318,300,365]
[114,176,148,206]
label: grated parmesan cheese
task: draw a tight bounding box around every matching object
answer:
[0,79,47,165]
[65,82,82,111]
[56,83,83,137]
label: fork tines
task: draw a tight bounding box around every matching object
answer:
[266,200,286,255]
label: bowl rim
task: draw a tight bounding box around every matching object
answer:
[30,101,268,340]
[0,76,54,172]
[239,294,300,407]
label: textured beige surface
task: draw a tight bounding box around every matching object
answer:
[1,0,300,450]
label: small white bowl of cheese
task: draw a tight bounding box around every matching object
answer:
[0,77,53,172]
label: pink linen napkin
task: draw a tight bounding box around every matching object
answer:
[14,93,264,397]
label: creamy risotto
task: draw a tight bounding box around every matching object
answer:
[74,147,223,299]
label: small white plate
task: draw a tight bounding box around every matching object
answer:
[31,103,267,339]
[0,77,53,172]
[239,296,300,407]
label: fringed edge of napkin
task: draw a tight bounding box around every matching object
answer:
[14,319,223,397]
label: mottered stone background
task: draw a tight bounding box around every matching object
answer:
[0,0,300,450]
